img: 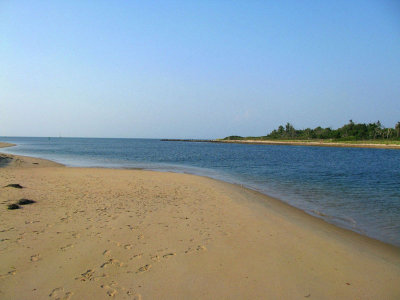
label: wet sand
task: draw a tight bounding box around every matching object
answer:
[0,142,62,169]
[0,145,399,299]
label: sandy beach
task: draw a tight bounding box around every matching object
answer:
[0,144,399,299]
[214,139,400,149]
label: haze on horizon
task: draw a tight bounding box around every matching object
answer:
[1,1,399,139]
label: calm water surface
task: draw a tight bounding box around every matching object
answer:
[1,137,399,246]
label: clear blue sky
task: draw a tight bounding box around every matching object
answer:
[1,0,399,138]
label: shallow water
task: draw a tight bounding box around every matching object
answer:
[1,137,399,246]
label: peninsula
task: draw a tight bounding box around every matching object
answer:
[164,121,400,149]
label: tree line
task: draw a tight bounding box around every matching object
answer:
[224,120,400,141]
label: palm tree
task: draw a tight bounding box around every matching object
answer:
[374,121,382,139]
[395,122,400,138]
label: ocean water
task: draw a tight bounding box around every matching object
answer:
[1,137,399,247]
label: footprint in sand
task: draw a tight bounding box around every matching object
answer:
[101,258,124,268]
[108,240,122,247]
[162,253,176,259]
[60,244,74,251]
[30,254,40,262]
[126,290,135,296]
[126,224,137,231]
[71,232,81,239]
[150,255,160,262]
[49,287,74,300]
[101,282,118,297]
[185,245,207,254]
[0,227,14,233]
[76,269,108,282]
[106,289,117,297]
[137,264,151,273]
[0,269,16,279]
[60,217,71,223]
[129,253,143,260]
[93,273,109,281]
[75,269,94,282]
[124,244,132,250]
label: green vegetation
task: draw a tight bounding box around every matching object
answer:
[223,120,400,142]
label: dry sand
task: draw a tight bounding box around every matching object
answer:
[0,145,399,299]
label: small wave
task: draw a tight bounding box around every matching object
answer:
[310,210,329,217]
[334,215,357,225]
[310,210,358,229]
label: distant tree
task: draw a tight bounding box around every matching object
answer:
[278,125,285,136]
[285,123,295,138]
[396,122,400,138]
[387,128,393,139]
[260,120,399,141]
[304,128,313,139]
[374,121,382,139]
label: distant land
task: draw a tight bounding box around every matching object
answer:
[163,120,400,149]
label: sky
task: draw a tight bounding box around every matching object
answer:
[1,0,399,139]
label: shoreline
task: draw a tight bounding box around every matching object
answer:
[1,142,399,248]
[216,139,400,149]
[0,142,64,168]
[0,144,400,298]
[162,139,400,149]
[0,142,16,148]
